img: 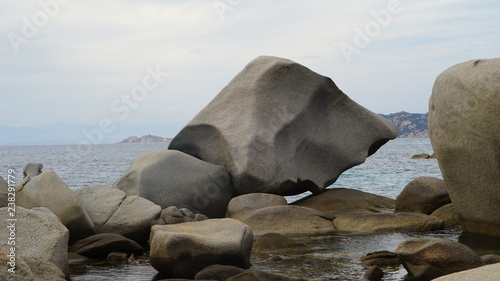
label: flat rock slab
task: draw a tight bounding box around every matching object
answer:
[333,212,444,233]
[169,56,398,196]
[293,188,395,213]
[242,205,335,236]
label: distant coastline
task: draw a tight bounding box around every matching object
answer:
[380,111,429,138]
[117,111,429,143]
[118,134,172,143]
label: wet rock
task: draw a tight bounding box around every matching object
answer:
[395,177,451,215]
[432,263,500,281]
[68,252,88,265]
[69,233,144,258]
[360,251,399,266]
[481,254,500,265]
[16,169,94,243]
[169,56,398,196]
[431,203,460,225]
[107,252,128,262]
[151,206,209,226]
[114,150,233,218]
[396,237,485,280]
[242,205,335,236]
[77,184,161,242]
[293,188,395,213]
[411,153,431,159]
[226,193,288,221]
[364,265,384,281]
[253,233,310,253]
[429,58,500,236]
[333,212,444,233]
[0,207,69,278]
[194,264,246,280]
[226,271,308,281]
[150,218,253,279]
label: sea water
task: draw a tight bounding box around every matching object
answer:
[0,138,451,280]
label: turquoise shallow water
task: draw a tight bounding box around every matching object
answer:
[1,138,456,280]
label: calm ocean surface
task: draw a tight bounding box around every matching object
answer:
[0,138,440,200]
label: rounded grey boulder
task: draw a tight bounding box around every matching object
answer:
[169,56,398,196]
[429,58,500,236]
[395,177,451,215]
[114,150,233,218]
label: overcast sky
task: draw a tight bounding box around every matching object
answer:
[1,0,499,135]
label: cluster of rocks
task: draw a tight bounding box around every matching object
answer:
[1,56,498,280]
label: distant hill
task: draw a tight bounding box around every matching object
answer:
[380,111,429,138]
[118,134,172,143]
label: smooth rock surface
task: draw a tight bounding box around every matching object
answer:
[332,212,444,233]
[194,264,246,281]
[149,218,253,279]
[431,203,460,225]
[293,188,395,213]
[77,185,161,241]
[0,207,69,278]
[169,56,398,196]
[253,233,310,253]
[15,170,94,243]
[226,271,308,281]
[226,193,288,221]
[429,58,500,236]
[396,237,485,280]
[432,263,500,281]
[68,233,144,258]
[243,205,335,236]
[114,150,233,218]
[395,177,451,215]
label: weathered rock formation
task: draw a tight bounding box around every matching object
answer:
[429,58,500,236]
[0,207,69,278]
[396,237,485,280]
[169,56,398,196]
[15,165,94,243]
[76,185,161,242]
[149,218,253,278]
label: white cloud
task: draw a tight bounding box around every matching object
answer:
[1,0,499,130]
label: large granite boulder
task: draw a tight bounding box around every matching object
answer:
[226,193,288,221]
[0,249,66,281]
[293,188,395,213]
[432,263,500,281]
[429,58,500,236]
[395,177,451,215]
[114,150,233,218]
[150,218,253,279]
[76,185,161,241]
[15,168,94,243]
[242,205,335,236]
[396,237,485,280]
[168,56,398,196]
[332,212,444,233]
[0,207,69,278]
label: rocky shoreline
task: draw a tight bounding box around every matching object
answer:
[1,57,498,281]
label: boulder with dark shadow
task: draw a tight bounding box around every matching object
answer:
[168,56,398,196]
